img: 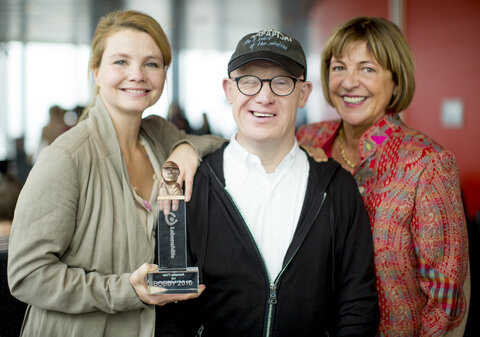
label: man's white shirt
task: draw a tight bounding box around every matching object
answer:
[224,134,309,280]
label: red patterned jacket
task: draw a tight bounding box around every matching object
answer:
[296,113,468,337]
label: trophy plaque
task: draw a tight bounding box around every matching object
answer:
[147,161,199,294]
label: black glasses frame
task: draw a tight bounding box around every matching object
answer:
[231,75,305,97]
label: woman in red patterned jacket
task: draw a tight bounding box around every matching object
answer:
[296,17,469,337]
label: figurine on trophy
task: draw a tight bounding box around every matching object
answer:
[158,161,184,199]
[147,161,199,294]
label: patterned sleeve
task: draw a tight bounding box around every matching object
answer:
[411,150,469,337]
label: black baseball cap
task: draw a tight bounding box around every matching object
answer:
[228,29,307,79]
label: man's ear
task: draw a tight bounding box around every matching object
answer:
[222,78,234,104]
[298,81,313,108]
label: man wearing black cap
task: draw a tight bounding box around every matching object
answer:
[158,29,379,336]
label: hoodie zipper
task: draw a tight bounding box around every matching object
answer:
[264,192,327,337]
[220,186,275,336]
[207,162,328,337]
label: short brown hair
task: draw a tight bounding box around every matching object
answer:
[321,17,415,113]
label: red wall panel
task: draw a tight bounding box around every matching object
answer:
[311,0,388,45]
[404,0,480,219]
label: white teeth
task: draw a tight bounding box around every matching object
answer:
[343,96,366,104]
[253,112,274,117]
[125,89,147,94]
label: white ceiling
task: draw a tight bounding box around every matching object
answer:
[0,0,313,49]
[0,0,92,44]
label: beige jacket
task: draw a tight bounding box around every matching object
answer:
[7,98,224,337]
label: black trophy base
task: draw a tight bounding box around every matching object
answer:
[146,267,199,294]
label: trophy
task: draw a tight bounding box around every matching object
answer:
[147,161,199,294]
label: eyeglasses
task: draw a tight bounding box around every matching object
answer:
[231,75,304,97]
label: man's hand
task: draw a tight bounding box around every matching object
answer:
[301,145,328,162]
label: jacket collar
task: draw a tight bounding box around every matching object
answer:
[321,113,402,164]
[87,96,122,156]
[85,97,134,193]
[358,113,401,160]
[203,142,341,197]
[202,144,341,270]
[86,96,162,156]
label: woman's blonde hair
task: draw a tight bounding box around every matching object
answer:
[80,10,171,120]
[321,16,415,114]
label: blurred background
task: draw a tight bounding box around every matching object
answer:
[0,0,479,230]
[0,0,479,335]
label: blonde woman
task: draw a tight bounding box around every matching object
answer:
[8,10,223,337]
